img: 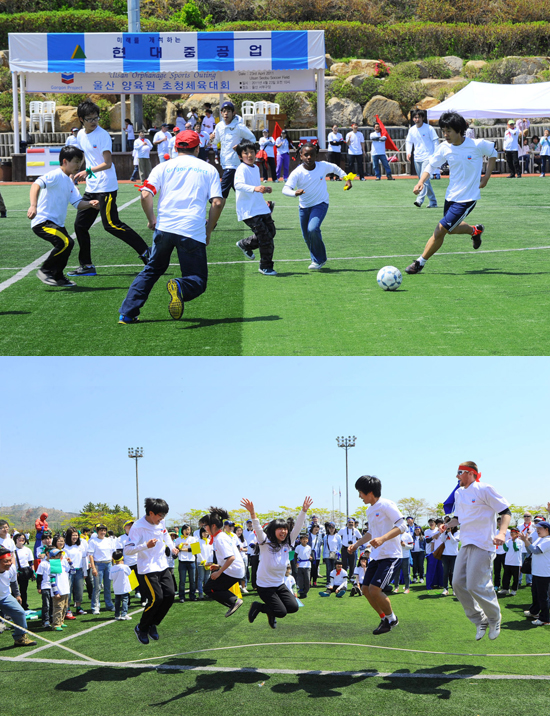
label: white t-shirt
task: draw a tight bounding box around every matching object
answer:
[366,497,405,561]
[0,564,18,598]
[405,123,439,162]
[503,127,520,151]
[283,161,345,209]
[36,559,51,589]
[346,130,364,155]
[353,564,366,584]
[442,530,460,557]
[0,536,16,553]
[110,563,132,594]
[116,533,137,567]
[531,535,550,577]
[77,125,118,193]
[175,535,199,562]
[426,137,498,203]
[370,132,387,157]
[51,558,70,596]
[197,130,210,149]
[339,526,361,548]
[327,131,343,152]
[175,116,186,131]
[399,531,414,557]
[15,546,33,568]
[454,480,510,552]
[244,529,257,556]
[234,162,271,221]
[295,544,312,567]
[143,154,222,242]
[64,543,86,570]
[153,130,171,156]
[87,536,116,562]
[329,567,348,588]
[31,168,82,228]
[254,512,307,588]
[503,538,522,567]
[66,134,79,146]
[126,124,135,141]
[201,115,215,134]
[276,137,290,154]
[283,574,296,592]
[124,516,175,575]
[212,531,245,579]
[168,135,177,159]
[134,137,152,159]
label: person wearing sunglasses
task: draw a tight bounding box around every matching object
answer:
[439,461,511,642]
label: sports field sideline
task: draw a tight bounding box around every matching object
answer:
[1,176,549,356]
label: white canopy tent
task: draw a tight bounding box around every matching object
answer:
[427,81,550,120]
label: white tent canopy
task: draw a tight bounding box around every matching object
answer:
[427,81,550,120]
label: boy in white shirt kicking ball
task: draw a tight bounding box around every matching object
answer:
[27,145,99,287]
[405,111,497,275]
[234,139,277,276]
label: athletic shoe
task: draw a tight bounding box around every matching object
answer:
[475,621,488,640]
[148,625,160,641]
[540,174,546,177]
[268,614,277,629]
[510,590,517,596]
[427,204,438,208]
[140,247,151,264]
[92,610,100,615]
[122,615,132,620]
[318,591,331,597]
[375,177,381,181]
[115,616,122,621]
[373,617,398,635]
[248,601,262,624]
[335,590,346,598]
[488,621,501,640]
[532,619,550,626]
[414,201,422,208]
[37,269,60,286]
[393,587,399,593]
[135,625,149,645]
[267,201,275,213]
[53,626,63,631]
[308,261,326,270]
[524,610,540,618]
[225,598,243,618]
[498,589,509,596]
[242,588,249,594]
[13,634,37,646]
[405,260,424,275]
[67,265,97,276]
[387,176,395,180]
[76,608,87,615]
[236,240,255,260]
[42,622,50,629]
[141,601,148,607]
[258,267,278,276]
[167,279,184,320]
[472,224,484,250]
[179,598,185,603]
[441,589,449,596]
[118,314,139,325]
[65,612,76,620]
[404,589,410,594]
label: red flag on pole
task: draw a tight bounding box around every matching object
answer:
[375,114,398,152]
[272,121,282,163]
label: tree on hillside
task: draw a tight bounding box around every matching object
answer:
[62,508,134,535]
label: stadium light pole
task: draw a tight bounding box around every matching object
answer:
[128,447,143,518]
[336,436,356,519]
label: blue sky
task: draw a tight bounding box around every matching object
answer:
[1,357,547,520]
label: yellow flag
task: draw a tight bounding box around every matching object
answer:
[129,570,139,591]
[190,542,201,556]
[229,582,242,599]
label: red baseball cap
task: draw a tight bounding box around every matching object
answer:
[175,130,200,149]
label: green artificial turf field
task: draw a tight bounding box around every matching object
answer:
[1,579,549,714]
[1,177,549,356]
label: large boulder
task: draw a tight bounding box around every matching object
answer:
[326,97,363,126]
[511,74,538,84]
[416,96,440,111]
[506,56,548,75]
[325,53,335,69]
[55,105,79,132]
[344,72,374,88]
[292,92,316,128]
[330,62,350,77]
[363,95,407,126]
[325,75,339,92]
[419,77,467,95]
[464,60,487,73]
[411,60,431,79]
[107,100,132,130]
[348,59,392,75]
[178,93,231,119]
[442,56,463,76]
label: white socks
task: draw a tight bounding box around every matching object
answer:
[418,257,427,266]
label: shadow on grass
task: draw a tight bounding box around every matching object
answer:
[376,664,484,699]
[45,286,122,293]
[463,268,550,277]
[56,666,145,692]
[177,314,282,330]
[0,311,31,315]
[151,667,270,704]
[271,672,372,698]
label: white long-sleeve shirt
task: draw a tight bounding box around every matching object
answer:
[253,510,307,588]
[213,117,255,169]
[124,516,175,575]
[234,162,271,221]
[283,161,346,208]
[405,123,439,162]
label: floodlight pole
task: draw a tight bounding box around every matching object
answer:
[128,447,143,518]
[127,0,143,131]
[336,436,356,520]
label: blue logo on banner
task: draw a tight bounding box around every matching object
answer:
[61,73,74,84]
[47,34,86,73]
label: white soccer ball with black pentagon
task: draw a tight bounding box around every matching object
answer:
[377,266,402,291]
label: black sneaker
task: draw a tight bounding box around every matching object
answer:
[167,279,184,320]
[148,624,159,641]
[56,276,76,287]
[373,617,396,635]
[134,625,149,645]
[236,240,255,261]
[248,601,262,624]
[67,265,97,277]
[268,614,277,629]
[472,224,484,250]
[405,260,424,275]
[36,269,58,286]
[140,247,151,265]
[414,200,422,208]
[267,200,275,213]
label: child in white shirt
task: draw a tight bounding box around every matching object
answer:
[351,555,368,597]
[110,549,132,620]
[319,559,348,597]
[283,564,297,596]
[500,527,522,595]
[49,548,71,630]
[295,533,312,599]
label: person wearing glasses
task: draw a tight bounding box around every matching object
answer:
[439,461,511,642]
[70,99,150,277]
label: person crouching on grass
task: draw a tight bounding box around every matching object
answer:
[241,496,313,629]
[405,111,497,276]
[282,143,352,270]
[27,145,99,287]
[234,139,278,276]
[124,498,179,645]
[201,507,247,618]
[319,559,348,597]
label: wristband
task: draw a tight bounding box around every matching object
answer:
[86,167,96,178]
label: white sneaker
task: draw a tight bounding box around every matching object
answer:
[497,589,507,595]
[532,619,550,626]
[115,616,122,620]
[524,610,539,618]
[441,589,449,596]
[92,609,100,615]
[308,261,326,270]
[242,588,249,594]
[540,174,545,177]
[510,590,516,596]
[475,621,488,641]
[488,621,501,640]
[122,615,133,620]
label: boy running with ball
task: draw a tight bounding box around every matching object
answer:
[347,475,406,635]
[405,111,497,275]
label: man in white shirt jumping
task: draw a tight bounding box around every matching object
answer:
[440,461,511,641]
[405,111,497,275]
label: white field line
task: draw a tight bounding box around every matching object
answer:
[1,655,550,680]
[0,195,141,293]
[1,244,550,273]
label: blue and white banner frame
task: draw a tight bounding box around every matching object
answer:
[9,30,326,153]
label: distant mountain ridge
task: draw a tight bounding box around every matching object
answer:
[0,503,78,531]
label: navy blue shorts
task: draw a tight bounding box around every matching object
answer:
[440,199,477,232]
[221,168,237,199]
[362,557,400,589]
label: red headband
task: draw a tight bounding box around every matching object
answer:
[458,464,481,481]
[0,552,12,560]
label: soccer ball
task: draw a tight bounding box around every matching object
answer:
[377,266,402,291]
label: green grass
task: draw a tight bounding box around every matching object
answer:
[2,579,550,714]
[1,177,550,355]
